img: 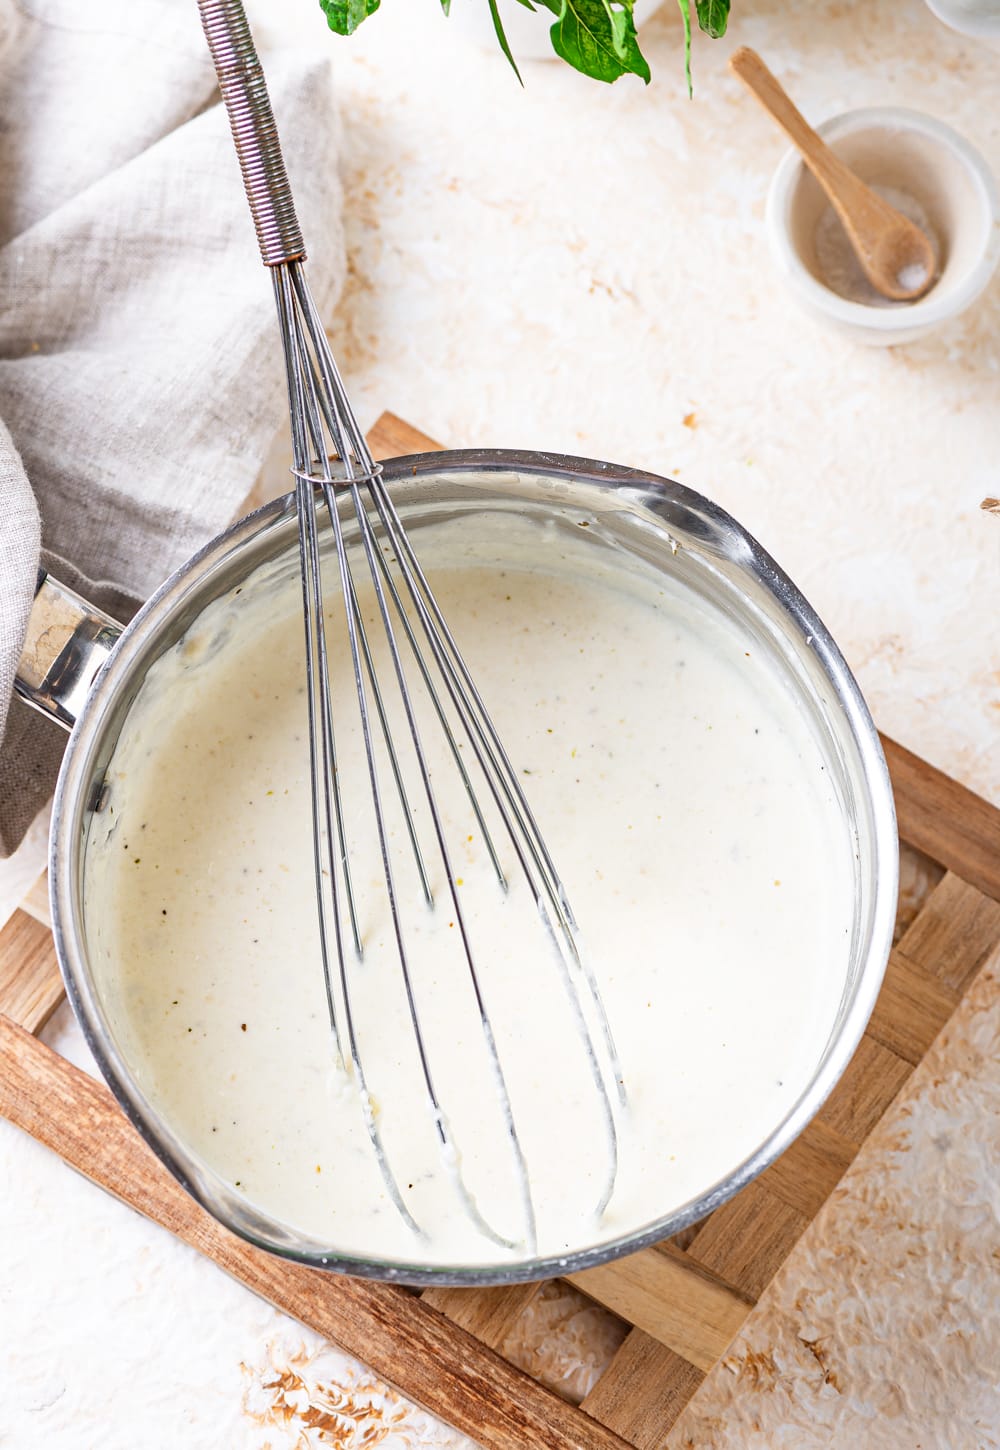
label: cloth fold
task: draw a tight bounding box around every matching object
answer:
[0,0,345,855]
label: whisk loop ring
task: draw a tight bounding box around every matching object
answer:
[291,461,385,491]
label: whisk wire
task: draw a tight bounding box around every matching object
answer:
[364,473,627,1092]
[343,566,434,907]
[296,476,423,1235]
[343,475,538,1252]
[284,249,626,1236]
[277,268,424,1236]
[362,483,625,1209]
[290,265,375,482]
[285,265,533,1249]
[291,275,509,893]
[319,520,425,1235]
[277,270,363,957]
[290,296,434,906]
[366,540,509,892]
[379,491,628,1114]
[295,487,345,1048]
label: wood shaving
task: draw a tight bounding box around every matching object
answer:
[241,1340,473,1449]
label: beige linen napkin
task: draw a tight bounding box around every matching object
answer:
[0,0,344,855]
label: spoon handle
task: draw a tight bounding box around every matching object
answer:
[729,47,860,200]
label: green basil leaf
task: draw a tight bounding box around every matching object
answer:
[319,0,380,37]
[487,0,525,84]
[324,0,724,90]
[676,0,692,95]
[538,0,651,85]
[695,0,729,38]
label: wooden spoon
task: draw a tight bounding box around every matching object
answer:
[730,47,935,303]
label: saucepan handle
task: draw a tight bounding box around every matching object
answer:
[14,573,121,731]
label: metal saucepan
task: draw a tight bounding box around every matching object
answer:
[15,450,898,1286]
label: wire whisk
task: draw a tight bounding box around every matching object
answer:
[198,0,625,1252]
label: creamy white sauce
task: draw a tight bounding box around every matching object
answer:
[84,511,855,1267]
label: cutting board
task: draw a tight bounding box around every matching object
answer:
[2,412,999,1450]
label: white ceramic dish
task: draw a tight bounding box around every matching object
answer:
[923,0,1000,43]
[766,107,1000,346]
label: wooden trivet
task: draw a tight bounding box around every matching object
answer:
[2,414,998,1449]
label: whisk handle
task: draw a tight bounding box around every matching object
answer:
[196,0,306,267]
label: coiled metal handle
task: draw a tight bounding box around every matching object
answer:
[197,0,306,266]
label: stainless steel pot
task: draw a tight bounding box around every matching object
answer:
[17,450,899,1286]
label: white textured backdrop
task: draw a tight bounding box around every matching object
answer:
[2,0,998,1445]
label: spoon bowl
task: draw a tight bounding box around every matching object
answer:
[868,214,935,301]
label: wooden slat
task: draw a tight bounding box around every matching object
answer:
[367,411,443,461]
[686,1182,809,1302]
[0,908,63,1033]
[567,1243,752,1373]
[582,1330,704,1450]
[420,1282,544,1350]
[0,1013,630,1450]
[893,844,945,943]
[817,1034,912,1143]
[19,870,50,927]
[758,1118,857,1218]
[895,871,1000,994]
[865,949,960,1065]
[881,734,1000,903]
